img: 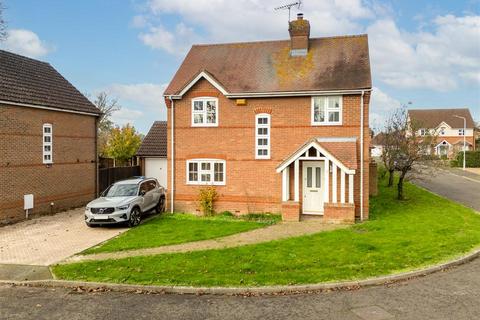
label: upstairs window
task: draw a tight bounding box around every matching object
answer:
[458,129,465,136]
[187,159,225,185]
[311,96,342,125]
[255,113,270,159]
[43,124,53,164]
[191,97,218,127]
[440,127,446,135]
[420,129,426,136]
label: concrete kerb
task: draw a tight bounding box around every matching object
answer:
[1,247,479,296]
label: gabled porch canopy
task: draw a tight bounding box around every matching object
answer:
[276,137,357,174]
[276,137,358,205]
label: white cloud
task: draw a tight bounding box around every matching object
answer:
[103,83,168,133]
[140,0,373,55]
[369,87,401,130]
[368,15,480,91]
[139,23,199,55]
[0,29,52,58]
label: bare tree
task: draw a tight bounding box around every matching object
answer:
[92,92,121,156]
[0,1,7,41]
[386,108,438,200]
[380,130,397,187]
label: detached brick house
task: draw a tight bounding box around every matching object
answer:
[408,108,476,157]
[164,14,372,223]
[0,50,101,224]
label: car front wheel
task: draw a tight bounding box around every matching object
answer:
[155,197,166,214]
[128,207,141,227]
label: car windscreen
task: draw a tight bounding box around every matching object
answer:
[104,184,138,197]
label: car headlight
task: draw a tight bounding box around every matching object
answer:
[116,204,130,211]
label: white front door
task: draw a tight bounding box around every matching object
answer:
[302,161,324,214]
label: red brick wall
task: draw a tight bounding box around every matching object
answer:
[167,78,370,218]
[0,104,97,224]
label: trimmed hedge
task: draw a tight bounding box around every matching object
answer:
[454,150,480,167]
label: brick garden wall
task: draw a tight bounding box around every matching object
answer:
[0,104,97,224]
[167,78,370,218]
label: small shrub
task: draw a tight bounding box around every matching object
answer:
[219,211,234,217]
[198,186,218,216]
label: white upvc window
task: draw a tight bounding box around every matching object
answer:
[186,159,225,185]
[255,113,270,159]
[458,129,465,136]
[439,127,446,135]
[311,96,342,125]
[191,97,218,127]
[42,123,53,164]
[420,129,426,136]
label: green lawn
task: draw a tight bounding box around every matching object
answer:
[83,213,280,254]
[54,178,480,287]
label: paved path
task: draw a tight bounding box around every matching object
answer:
[65,219,347,263]
[413,167,480,212]
[1,257,479,319]
[0,209,127,266]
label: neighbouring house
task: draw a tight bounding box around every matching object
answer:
[0,50,101,224]
[370,133,386,158]
[163,13,372,223]
[408,108,476,158]
[137,121,168,188]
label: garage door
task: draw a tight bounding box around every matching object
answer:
[145,158,167,188]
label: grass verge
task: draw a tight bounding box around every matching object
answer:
[54,179,480,287]
[82,213,279,254]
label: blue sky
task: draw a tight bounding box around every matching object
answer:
[1,0,479,133]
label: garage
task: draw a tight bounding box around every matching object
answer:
[137,121,168,189]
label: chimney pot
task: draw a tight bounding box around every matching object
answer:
[297,13,303,20]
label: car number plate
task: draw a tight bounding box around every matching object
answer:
[95,215,110,220]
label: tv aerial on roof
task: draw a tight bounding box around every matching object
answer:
[274,1,302,22]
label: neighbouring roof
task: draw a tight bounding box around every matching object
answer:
[136,121,167,157]
[408,108,475,129]
[371,132,386,146]
[0,50,100,115]
[277,137,358,173]
[165,34,371,96]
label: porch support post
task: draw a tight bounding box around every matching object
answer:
[348,174,354,204]
[324,159,329,203]
[282,166,289,201]
[340,170,346,203]
[332,163,337,203]
[294,160,299,202]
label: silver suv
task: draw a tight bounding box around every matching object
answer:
[85,177,166,227]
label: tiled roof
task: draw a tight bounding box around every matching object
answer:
[371,133,386,145]
[165,34,371,96]
[408,108,475,129]
[318,140,358,170]
[136,121,167,157]
[0,49,100,115]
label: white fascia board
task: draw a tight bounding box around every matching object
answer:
[177,71,229,97]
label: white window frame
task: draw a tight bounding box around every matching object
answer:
[458,129,465,136]
[420,129,426,136]
[191,97,219,127]
[439,127,446,135]
[255,113,271,159]
[186,159,226,185]
[42,123,53,164]
[311,96,342,126]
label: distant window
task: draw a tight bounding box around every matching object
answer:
[42,124,52,164]
[187,159,225,185]
[440,127,446,135]
[191,97,218,127]
[312,96,342,125]
[458,129,465,136]
[255,114,270,159]
[420,129,426,136]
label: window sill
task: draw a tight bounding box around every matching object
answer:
[311,122,343,126]
[186,182,225,186]
[191,124,219,128]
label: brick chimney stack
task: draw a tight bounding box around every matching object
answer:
[288,13,310,56]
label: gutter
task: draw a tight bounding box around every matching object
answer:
[0,100,101,117]
[169,96,175,213]
[360,90,365,221]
